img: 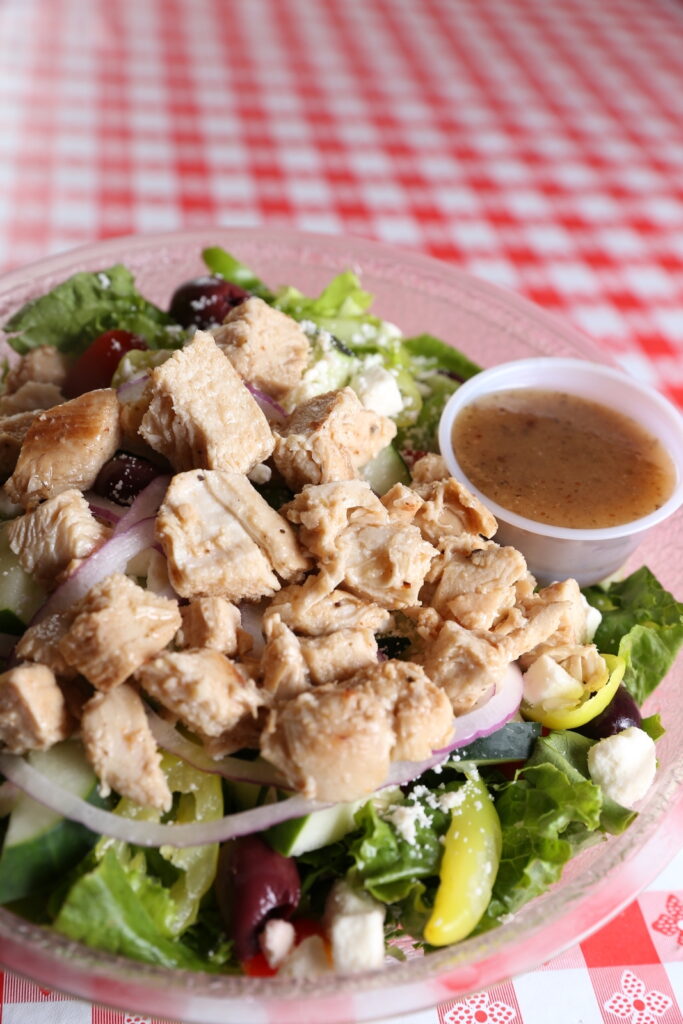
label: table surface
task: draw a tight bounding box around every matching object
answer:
[0,0,682,1022]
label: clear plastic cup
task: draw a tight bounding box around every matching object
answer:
[438,357,683,585]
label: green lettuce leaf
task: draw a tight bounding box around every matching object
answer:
[401,333,481,382]
[54,848,209,970]
[3,265,180,355]
[201,246,273,300]
[396,372,459,454]
[583,567,683,704]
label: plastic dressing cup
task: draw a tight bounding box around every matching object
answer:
[438,357,683,586]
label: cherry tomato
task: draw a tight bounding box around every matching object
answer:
[241,952,278,977]
[63,329,147,398]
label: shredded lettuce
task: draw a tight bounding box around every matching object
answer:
[3,265,180,354]
[583,567,683,705]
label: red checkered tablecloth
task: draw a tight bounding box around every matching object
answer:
[0,0,682,1021]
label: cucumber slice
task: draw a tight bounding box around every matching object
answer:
[265,799,365,857]
[0,741,104,904]
[0,523,46,625]
[362,444,410,496]
[453,721,542,765]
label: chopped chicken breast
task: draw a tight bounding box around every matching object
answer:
[261,614,311,700]
[5,388,121,508]
[273,387,396,491]
[428,541,530,630]
[299,628,378,685]
[0,410,40,479]
[81,683,171,811]
[285,480,387,560]
[0,663,70,753]
[136,649,264,738]
[0,381,64,416]
[518,579,590,667]
[412,477,497,546]
[58,573,181,690]
[266,577,392,636]
[156,470,308,600]
[420,620,509,714]
[176,597,242,654]
[3,346,68,394]
[139,331,274,474]
[213,296,310,398]
[410,453,450,484]
[381,482,424,523]
[15,611,77,680]
[261,659,451,800]
[7,488,108,586]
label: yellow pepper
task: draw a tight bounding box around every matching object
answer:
[521,653,625,731]
[423,773,502,947]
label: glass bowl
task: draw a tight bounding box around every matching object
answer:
[0,228,681,1024]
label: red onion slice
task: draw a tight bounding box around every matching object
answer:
[434,663,524,753]
[0,751,329,849]
[112,474,169,534]
[116,371,150,404]
[146,711,291,789]
[245,382,287,425]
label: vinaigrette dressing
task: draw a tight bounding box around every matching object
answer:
[452,388,676,529]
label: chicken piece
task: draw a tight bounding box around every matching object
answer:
[261,614,311,700]
[213,297,310,399]
[0,381,64,417]
[0,663,70,753]
[518,579,590,668]
[265,577,392,637]
[261,682,395,801]
[412,478,497,546]
[261,659,451,801]
[7,489,108,586]
[428,541,529,630]
[3,346,68,394]
[326,521,437,609]
[81,683,171,811]
[5,388,121,508]
[156,470,308,601]
[138,331,274,474]
[15,611,77,679]
[273,388,396,491]
[381,482,424,524]
[58,573,181,691]
[197,705,270,759]
[410,453,450,484]
[0,410,39,479]
[374,660,454,762]
[176,597,242,654]
[136,650,264,738]
[299,628,378,685]
[420,621,509,714]
[285,480,389,560]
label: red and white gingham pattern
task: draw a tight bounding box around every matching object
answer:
[0,0,682,1020]
[1,0,683,405]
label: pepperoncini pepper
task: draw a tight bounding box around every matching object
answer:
[521,653,625,731]
[423,772,502,947]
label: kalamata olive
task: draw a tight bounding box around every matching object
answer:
[215,835,300,960]
[168,276,249,328]
[578,683,643,739]
[93,452,160,506]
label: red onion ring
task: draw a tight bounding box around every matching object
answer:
[116,371,150,404]
[434,663,523,753]
[245,382,287,425]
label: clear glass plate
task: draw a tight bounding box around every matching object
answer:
[0,228,681,1024]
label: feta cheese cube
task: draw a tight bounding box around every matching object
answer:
[587,727,657,810]
[324,880,386,973]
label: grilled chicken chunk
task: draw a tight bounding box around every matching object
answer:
[0,381,64,417]
[261,660,452,801]
[58,573,181,691]
[136,649,264,738]
[7,488,108,586]
[81,683,171,811]
[0,410,39,480]
[213,296,310,399]
[3,346,68,395]
[156,470,309,601]
[176,596,242,654]
[139,331,274,474]
[5,388,121,508]
[0,663,70,754]
[273,387,396,491]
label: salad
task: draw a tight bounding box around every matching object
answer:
[0,246,679,980]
